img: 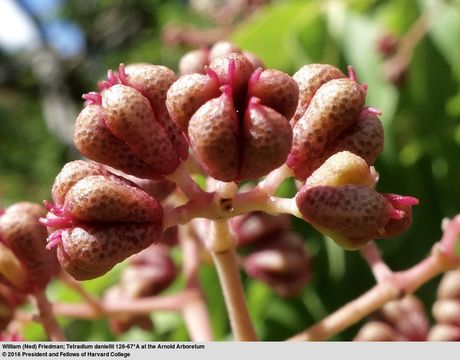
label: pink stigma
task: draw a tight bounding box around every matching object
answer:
[43,200,64,216]
[226,59,236,88]
[39,216,74,229]
[206,67,220,84]
[389,208,405,220]
[348,65,357,82]
[46,231,63,250]
[384,194,420,206]
[360,106,382,119]
[118,63,128,85]
[220,84,233,99]
[82,92,102,106]
[248,67,263,90]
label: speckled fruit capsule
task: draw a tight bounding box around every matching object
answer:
[208,52,255,104]
[74,105,159,179]
[230,212,291,247]
[121,244,177,297]
[188,85,240,181]
[292,64,346,125]
[52,160,111,206]
[304,151,378,190]
[121,64,188,161]
[377,295,429,341]
[239,97,292,180]
[437,269,460,300]
[432,299,460,327]
[327,114,384,166]
[166,72,220,134]
[243,232,311,298]
[247,68,299,120]
[102,84,180,175]
[179,48,209,75]
[296,185,392,250]
[41,161,164,280]
[288,78,366,180]
[0,202,59,291]
[75,64,185,179]
[354,321,404,341]
[57,223,161,280]
[428,324,460,341]
[301,114,384,177]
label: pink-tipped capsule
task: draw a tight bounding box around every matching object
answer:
[41,161,164,281]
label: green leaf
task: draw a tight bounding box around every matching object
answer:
[330,9,399,123]
[232,0,319,71]
[419,0,460,74]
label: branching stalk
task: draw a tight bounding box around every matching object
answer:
[34,290,66,341]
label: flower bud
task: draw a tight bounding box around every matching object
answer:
[243,232,311,298]
[230,212,291,247]
[304,151,378,189]
[104,285,154,335]
[437,269,460,300]
[288,75,367,180]
[377,295,429,341]
[178,41,264,76]
[288,64,384,180]
[104,244,177,335]
[0,202,59,291]
[167,53,297,181]
[75,64,187,179]
[296,153,418,250]
[427,324,460,341]
[0,283,25,331]
[432,299,460,327]
[0,242,28,291]
[292,64,346,125]
[41,161,164,280]
[179,48,209,75]
[354,321,404,341]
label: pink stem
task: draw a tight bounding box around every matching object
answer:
[360,242,394,283]
[34,290,66,341]
[289,216,460,341]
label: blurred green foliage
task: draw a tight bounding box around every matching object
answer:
[0,0,459,341]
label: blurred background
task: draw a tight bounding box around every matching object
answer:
[0,0,459,341]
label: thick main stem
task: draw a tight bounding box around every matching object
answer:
[210,220,257,341]
[34,290,66,341]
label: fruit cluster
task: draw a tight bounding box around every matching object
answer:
[38,41,418,280]
[428,269,460,340]
[0,41,422,339]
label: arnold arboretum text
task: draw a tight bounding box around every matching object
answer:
[1,41,460,342]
